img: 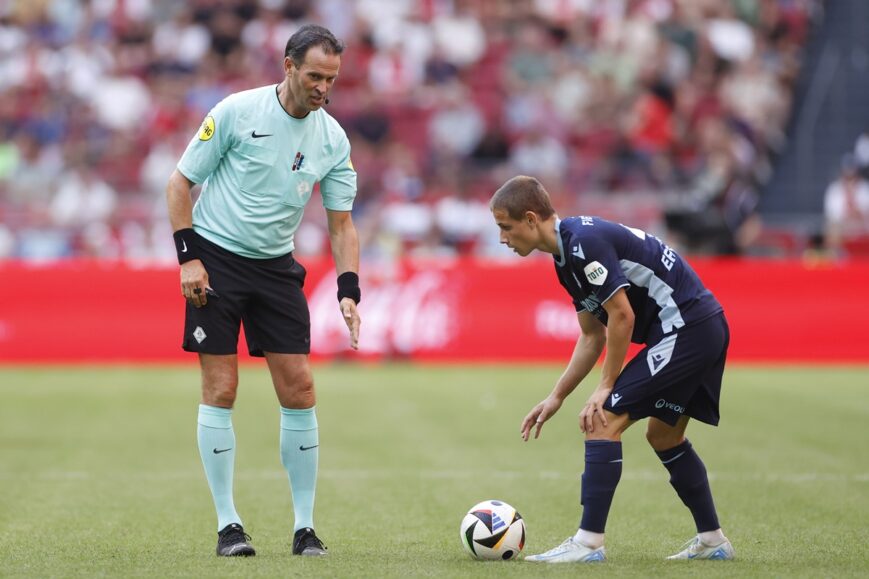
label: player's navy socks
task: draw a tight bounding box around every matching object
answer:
[280,406,319,532]
[197,404,242,531]
[656,439,720,532]
[579,440,623,533]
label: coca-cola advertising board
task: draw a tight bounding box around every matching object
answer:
[1,257,867,363]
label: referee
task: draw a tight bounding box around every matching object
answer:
[166,25,360,558]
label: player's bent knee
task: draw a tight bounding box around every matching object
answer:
[585,431,620,442]
[585,411,631,441]
[645,426,684,451]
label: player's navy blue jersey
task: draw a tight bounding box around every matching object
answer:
[553,216,722,345]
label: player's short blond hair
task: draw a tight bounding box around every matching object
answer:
[490,175,555,221]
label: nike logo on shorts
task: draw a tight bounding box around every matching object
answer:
[299,444,319,451]
[213,448,232,454]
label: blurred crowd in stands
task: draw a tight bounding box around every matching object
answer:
[823,133,869,258]
[0,0,824,262]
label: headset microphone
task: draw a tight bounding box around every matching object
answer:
[325,97,330,105]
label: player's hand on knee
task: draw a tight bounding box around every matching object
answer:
[521,396,562,441]
[580,388,611,434]
[339,297,360,350]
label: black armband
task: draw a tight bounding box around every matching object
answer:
[173,228,201,264]
[337,271,361,304]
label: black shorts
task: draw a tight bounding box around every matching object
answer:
[182,235,310,356]
[603,313,730,426]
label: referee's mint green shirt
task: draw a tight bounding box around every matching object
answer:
[177,84,357,258]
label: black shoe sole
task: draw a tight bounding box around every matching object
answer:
[217,545,256,557]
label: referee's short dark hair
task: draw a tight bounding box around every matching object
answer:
[490,176,556,221]
[285,24,344,66]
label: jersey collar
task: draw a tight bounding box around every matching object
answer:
[554,218,566,267]
[274,84,313,121]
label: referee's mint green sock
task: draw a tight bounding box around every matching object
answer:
[280,406,319,532]
[197,404,242,531]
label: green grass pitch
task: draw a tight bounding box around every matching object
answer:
[1,364,867,578]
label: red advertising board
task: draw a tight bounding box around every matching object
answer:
[0,258,867,363]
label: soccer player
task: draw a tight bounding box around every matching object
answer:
[490,176,734,563]
[165,25,360,557]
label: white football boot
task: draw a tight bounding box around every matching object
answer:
[667,535,734,560]
[524,537,606,563]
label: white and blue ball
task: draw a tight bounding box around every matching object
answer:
[460,499,526,560]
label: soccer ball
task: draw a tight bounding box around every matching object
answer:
[460,499,526,560]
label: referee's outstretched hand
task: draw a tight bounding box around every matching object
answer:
[340,297,360,350]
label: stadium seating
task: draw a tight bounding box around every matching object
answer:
[0,0,822,261]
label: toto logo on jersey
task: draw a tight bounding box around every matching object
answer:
[583,261,608,286]
[655,399,685,413]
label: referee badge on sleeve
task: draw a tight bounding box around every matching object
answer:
[198,116,215,141]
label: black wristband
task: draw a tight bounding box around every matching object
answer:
[337,271,361,304]
[173,228,200,264]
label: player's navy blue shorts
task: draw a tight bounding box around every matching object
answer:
[603,312,729,426]
[182,234,310,357]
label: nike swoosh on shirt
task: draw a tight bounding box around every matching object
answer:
[251,131,273,138]
[213,448,232,454]
[299,445,319,451]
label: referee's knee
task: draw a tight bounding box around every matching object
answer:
[201,379,239,408]
[273,370,315,408]
[293,374,315,397]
